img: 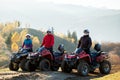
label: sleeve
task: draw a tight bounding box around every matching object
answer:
[87,37,92,49]
[50,35,54,47]
[77,37,82,48]
[22,40,25,48]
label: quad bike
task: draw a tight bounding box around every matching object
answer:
[61,43,111,76]
[25,44,65,71]
[9,47,31,71]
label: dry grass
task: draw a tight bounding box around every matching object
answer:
[92,71,120,80]
[0,52,9,68]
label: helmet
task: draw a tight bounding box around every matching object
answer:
[26,34,31,37]
[58,44,64,52]
[83,29,89,33]
[94,43,101,51]
[47,28,52,33]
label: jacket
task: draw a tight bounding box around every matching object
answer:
[77,35,92,50]
[41,34,54,48]
[22,39,33,49]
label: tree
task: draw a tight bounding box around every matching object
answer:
[32,36,40,51]
[67,30,72,38]
[19,29,28,44]
[0,34,6,49]
[71,31,77,44]
[2,21,18,36]
[14,21,20,27]
[51,27,54,34]
[11,32,20,43]
[11,42,19,52]
[6,33,12,48]
[0,23,4,31]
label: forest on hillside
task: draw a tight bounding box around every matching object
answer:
[0,21,76,53]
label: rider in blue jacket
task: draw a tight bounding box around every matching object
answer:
[22,34,33,52]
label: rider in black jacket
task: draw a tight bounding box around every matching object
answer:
[75,29,92,54]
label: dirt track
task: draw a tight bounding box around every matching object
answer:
[0,65,120,80]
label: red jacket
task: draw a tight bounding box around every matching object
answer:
[41,34,54,48]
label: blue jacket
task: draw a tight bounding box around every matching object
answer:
[22,39,33,49]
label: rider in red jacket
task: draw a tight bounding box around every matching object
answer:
[41,29,54,53]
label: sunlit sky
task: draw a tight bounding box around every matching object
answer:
[0,0,120,42]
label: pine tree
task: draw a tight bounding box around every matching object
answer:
[67,30,71,38]
[71,31,77,44]
[5,33,12,49]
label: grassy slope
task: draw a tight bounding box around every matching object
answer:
[21,28,76,52]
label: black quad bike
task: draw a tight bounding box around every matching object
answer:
[25,44,65,72]
[61,43,111,76]
[9,48,31,71]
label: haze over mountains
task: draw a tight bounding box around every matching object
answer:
[0,2,120,42]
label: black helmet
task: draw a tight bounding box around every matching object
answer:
[58,44,64,52]
[83,29,89,33]
[94,43,101,51]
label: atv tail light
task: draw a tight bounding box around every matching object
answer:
[65,55,67,58]
[77,56,79,59]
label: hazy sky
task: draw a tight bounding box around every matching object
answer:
[0,0,120,42]
[0,0,120,9]
[37,0,120,10]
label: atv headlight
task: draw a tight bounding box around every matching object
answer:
[39,54,41,57]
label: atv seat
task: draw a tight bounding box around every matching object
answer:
[53,51,62,57]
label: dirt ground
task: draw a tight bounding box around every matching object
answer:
[0,65,120,80]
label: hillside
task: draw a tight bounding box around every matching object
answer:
[17,28,76,52]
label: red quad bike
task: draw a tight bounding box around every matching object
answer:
[25,44,65,71]
[61,43,111,76]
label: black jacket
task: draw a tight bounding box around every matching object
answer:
[77,35,92,51]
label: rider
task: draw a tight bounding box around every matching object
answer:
[22,34,33,52]
[75,29,92,54]
[40,28,54,54]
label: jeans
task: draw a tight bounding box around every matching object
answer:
[46,47,54,59]
[76,48,83,54]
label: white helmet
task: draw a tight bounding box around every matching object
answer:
[26,34,31,37]
[47,28,52,33]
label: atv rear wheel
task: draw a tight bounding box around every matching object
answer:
[61,61,72,73]
[39,59,51,71]
[20,59,27,71]
[99,60,111,74]
[77,60,89,76]
[9,61,19,71]
[25,60,36,72]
